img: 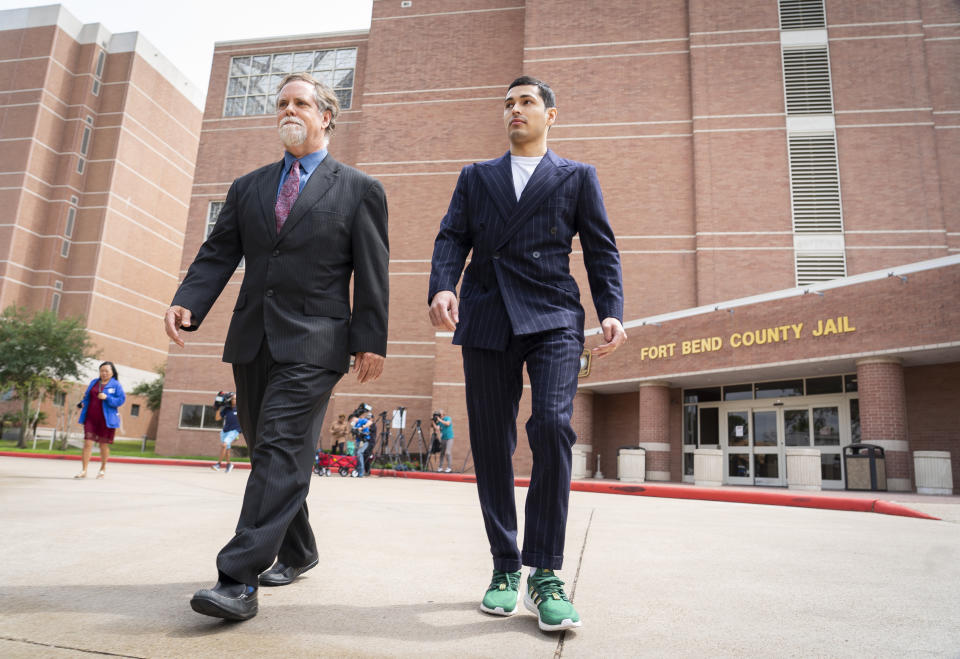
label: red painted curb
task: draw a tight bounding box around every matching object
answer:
[1,452,939,520]
[567,480,942,519]
[0,451,252,470]
[371,470,940,520]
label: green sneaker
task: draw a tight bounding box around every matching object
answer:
[523,568,582,631]
[480,569,521,616]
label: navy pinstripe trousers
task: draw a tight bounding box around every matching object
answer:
[217,339,342,587]
[462,327,583,572]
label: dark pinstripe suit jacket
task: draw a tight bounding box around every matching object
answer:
[429,149,623,350]
[172,154,389,373]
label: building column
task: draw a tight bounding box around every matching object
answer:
[638,381,671,481]
[571,390,594,479]
[855,357,911,491]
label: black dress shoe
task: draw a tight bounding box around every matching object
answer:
[190,581,258,621]
[258,557,319,586]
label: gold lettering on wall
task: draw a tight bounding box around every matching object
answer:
[634,316,856,362]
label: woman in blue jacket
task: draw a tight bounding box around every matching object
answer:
[75,361,125,479]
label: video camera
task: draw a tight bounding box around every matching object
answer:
[351,402,372,417]
[213,390,235,409]
[432,411,442,424]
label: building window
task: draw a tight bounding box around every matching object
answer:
[207,201,244,269]
[206,201,225,237]
[224,48,357,117]
[92,50,105,96]
[53,391,66,406]
[179,403,220,429]
[76,157,85,174]
[65,206,76,238]
[60,239,70,258]
[80,124,92,156]
[130,404,140,417]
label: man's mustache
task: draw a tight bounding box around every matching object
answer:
[280,118,305,128]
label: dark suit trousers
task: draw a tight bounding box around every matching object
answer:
[216,339,342,587]
[462,327,583,572]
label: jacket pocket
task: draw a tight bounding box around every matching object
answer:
[304,299,350,318]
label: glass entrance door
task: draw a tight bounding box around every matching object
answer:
[725,410,752,485]
[752,409,784,486]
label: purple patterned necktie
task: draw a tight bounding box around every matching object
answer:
[275,159,301,233]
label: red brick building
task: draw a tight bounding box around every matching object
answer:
[158,0,959,493]
[0,5,203,440]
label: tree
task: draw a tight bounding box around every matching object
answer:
[0,306,95,447]
[132,364,165,412]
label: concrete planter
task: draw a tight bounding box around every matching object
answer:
[786,448,822,491]
[913,451,953,495]
[617,448,646,483]
[571,444,591,480]
[694,448,722,487]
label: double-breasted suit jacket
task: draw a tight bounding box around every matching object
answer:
[173,154,389,370]
[429,149,623,345]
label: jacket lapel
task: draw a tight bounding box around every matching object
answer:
[495,150,574,249]
[276,155,339,241]
[475,152,516,224]
[257,160,285,238]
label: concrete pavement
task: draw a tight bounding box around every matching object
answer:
[1,456,958,657]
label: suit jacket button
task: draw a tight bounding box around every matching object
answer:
[272,250,279,257]
[532,251,540,258]
[266,290,274,297]
[493,252,500,260]
[550,227,557,235]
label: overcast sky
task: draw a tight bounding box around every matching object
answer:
[0,0,374,97]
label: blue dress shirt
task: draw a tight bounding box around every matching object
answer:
[277,148,327,198]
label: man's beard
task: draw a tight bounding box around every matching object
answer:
[279,121,307,148]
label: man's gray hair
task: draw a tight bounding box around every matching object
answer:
[276,72,340,137]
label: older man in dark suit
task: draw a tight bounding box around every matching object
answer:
[165,73,388,621]
[429,76,625,632]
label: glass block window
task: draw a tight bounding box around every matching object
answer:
[224,48,357,117]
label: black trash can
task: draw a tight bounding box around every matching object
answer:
[844,444,887,491]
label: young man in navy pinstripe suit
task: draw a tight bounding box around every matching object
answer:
[429,76,626,632]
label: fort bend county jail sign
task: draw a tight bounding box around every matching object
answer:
[637,315,856,362]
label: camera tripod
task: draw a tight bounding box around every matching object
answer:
[370,410,392,470]
[406,419,435,472]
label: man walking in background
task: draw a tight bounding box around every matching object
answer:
[212,393,240,473]
[165,72,389,621]
[428,76,626,632]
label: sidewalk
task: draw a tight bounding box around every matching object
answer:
[5,450,958,522]
[1,456,959,658]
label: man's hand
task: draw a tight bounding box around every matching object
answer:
[353,352,385,384]
[592,317,627,358]
[164,305,193,348]
[428,290,459,331]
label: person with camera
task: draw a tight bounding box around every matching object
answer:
[351,410,373,478]
[212,393,240,473]
[433,409,454,473]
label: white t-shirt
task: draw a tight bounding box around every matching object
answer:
[511,154,543,200]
